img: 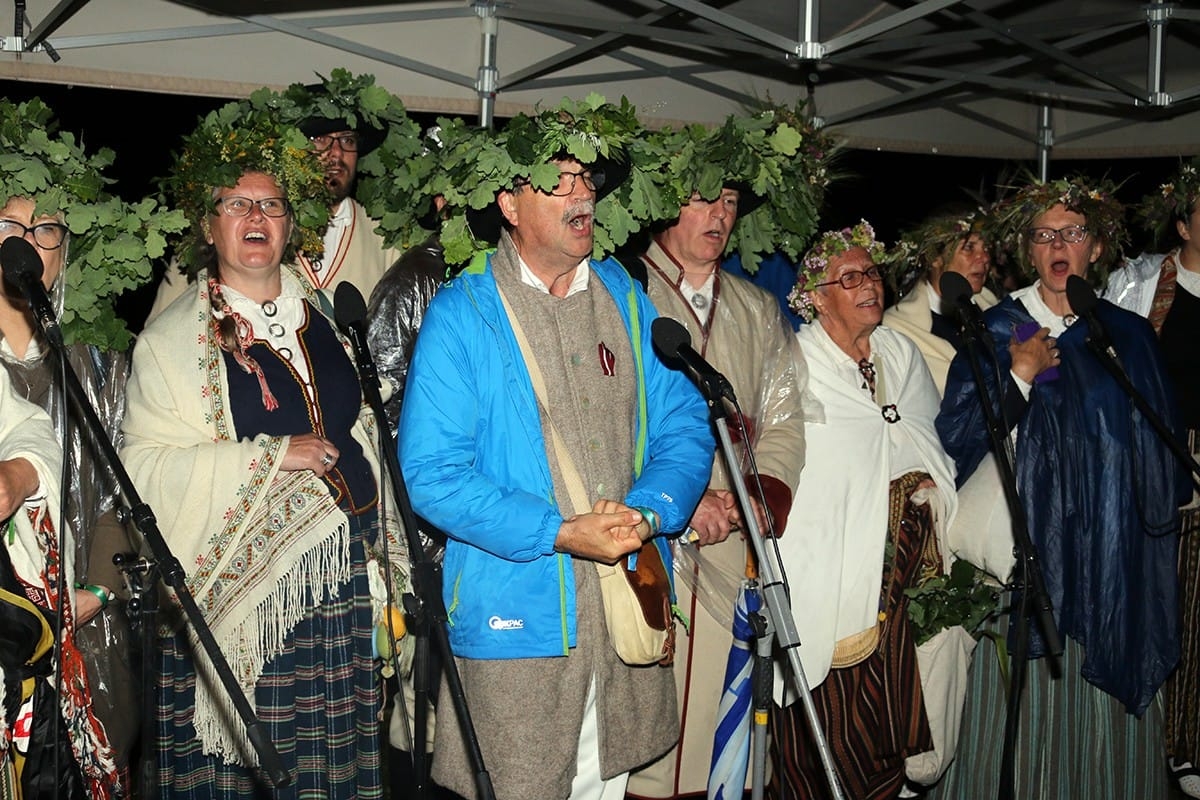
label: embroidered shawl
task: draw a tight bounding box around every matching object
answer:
[120,268,406,764]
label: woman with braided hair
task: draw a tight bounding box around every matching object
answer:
[120,102,408,798]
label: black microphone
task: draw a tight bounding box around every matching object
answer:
[939,270,986,331]
[333,281,379,387]
[1066,274,1121,365]
[1,236,62,345]
[651,316,736,403]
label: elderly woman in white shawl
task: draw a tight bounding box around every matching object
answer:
[120,101,406,798]
[773,221,956,800]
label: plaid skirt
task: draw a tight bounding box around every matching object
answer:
[150,512,382,799]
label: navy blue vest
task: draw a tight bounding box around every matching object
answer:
[223,303,377,514]
[1159,285,1200,429]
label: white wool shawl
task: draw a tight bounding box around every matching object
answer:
[774,322,956,702]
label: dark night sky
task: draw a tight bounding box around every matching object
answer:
[3,79,1185,324]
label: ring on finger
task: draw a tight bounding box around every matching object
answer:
[321,452,334,466]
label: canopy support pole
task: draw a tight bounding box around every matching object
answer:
[1146,0,1170,106]
[1036,104,1053,181]
[475,0,499,129]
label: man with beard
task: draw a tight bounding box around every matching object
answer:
[627,182,808,800]
[398,104,714,799]
[293,109,401,296]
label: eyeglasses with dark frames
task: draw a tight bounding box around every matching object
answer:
[309,133,359,153]
[0,219,69,250]
[213,196,291,218]
[514,169,606,197]
[815,265,883,290]
[1027,225,1089,245]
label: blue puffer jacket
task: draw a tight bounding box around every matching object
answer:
[937,295,1187,714]
[399,250,714,659]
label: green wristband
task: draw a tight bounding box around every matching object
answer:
[635,507,660,538]
[80,584,110,610]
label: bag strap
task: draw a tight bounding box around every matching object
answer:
[496,287,592,517]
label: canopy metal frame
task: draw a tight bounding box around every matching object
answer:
[5,0,1199,159]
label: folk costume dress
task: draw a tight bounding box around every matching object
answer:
[121,268,407,799]
[628,240,808,799]
[0,369,120,800]
[0,329,140,785]
[931,283,1188,800]
[772,321,956,800]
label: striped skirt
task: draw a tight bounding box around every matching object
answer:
[150,514,382,799]
[768,472,940,800]
[1166,504,1200,768]
[927,612,1168,800]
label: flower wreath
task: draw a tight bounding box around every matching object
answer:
[887,208,987,297]
[162,98,331,275]
[787,219,887,323]
[0,98,186,350]
[1136,157,1200,251]
[988,174,1128,287]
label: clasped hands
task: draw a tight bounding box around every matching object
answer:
[555,499,654,565]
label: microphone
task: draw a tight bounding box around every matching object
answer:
[939,270,986,331]
[333,281,379,387]
[651,316,736,403]
[1066,274,1121,366]
[1,236,62,345]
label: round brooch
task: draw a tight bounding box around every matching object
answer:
[881,404,901,424]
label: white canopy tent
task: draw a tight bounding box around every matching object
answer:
[3,0,1199,165]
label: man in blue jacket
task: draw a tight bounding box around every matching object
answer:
[399,123,714,798]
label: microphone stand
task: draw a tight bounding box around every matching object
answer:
[336,298,496,800]
[35,316,292,787]
[693,383,846,800]
[950,306,1062,800]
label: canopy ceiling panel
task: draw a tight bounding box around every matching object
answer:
[3,0,1199,158]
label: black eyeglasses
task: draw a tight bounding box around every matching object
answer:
[0,219,69,250]
[213,196,291,218]
[310,133,359,153]
[1028,225,1089,245]
[815,265,883,290]
[515,169,606,197]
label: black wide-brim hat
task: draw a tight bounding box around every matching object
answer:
[466,152,631,245]
[724,180,767,216]
[299,115,386,158]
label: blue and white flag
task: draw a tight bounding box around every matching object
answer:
[707,580,762,800]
